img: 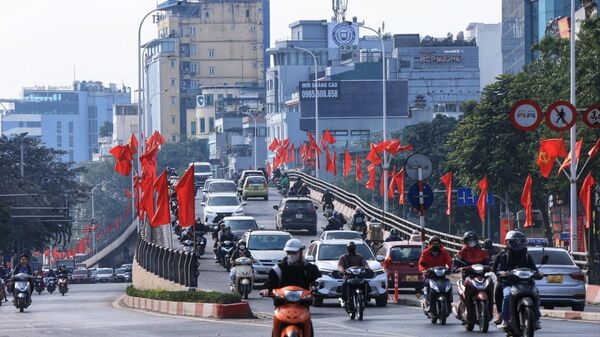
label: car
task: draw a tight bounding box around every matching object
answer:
[305,239,388,307]
[273,197,318,235]
[95,268,114,283]
[239,230,292,283]
[242,175,269,200]
[89,268,98,283]
[237,170,265,189]
[222,216,260,238]
[120,264,133,271]
[528,247,586,311]
[202,193,245,224]
[71,268,91,284]
[113,268,132,283]
[319,230,363,241]
[190,162,213,189]
[200,179,227,202]
[375,241,423,293]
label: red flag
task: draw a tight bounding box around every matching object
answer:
[356,156,363,181]
[133,175,141,217]
[276,145,288,165]
[440,172,453,216]
[387,170,396,199]
[128,133,139,155]
[176,166,196,227]
[375,141,390,153]
[321,129,336,146]
[77,239,84,254]
[151,171,171,227]
[384,140,413,155]
[268,138,280,152]
[366,164,377,190]
[146,130,166,149]
[325,147,334,173]
[477,176,488,223]
[521,175,533,228]
[140,176,155,222]
[366,143,382,166]
[289,144,295,163]
[281,138,290,149]
[396,169,405,205]
[536,138,568,178]
[109,145,133,176]
[343,151,352,177]
[267,161,272,178]
[588,138,600,159]
[558,139,583,173]
[379,169,386,196]
[580,172,596,229]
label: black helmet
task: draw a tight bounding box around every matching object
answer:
[463,231,478,244]
[428,235,441,245]
[505,231,527,251]
[347,241,356,248]
[483,239,493,250]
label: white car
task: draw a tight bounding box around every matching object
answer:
[201,179,233,202]
[305,239,388,307]
[319,230,363,241]
[202,193,245,224]
[239,230,292,283]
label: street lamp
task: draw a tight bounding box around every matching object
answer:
[290,45,320,178]
[90,183,103,255]
[270,73,285,112]
[147,88,169,134]
[15,132,28,179]
[241,112,257,169]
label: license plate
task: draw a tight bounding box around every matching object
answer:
[295,214,303,219]
[406,275,419,282]
[547,275,563,283]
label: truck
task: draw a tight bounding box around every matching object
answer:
[189,162,213,189]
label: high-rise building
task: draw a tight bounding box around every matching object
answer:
[466,23,503,90]
[144,0,269,142]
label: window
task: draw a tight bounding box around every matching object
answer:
[190,121,197,135]
[56,121,62,133]
[350,130,370,136]
[68,135,74,147]
[170,78,176,87]
[179,26,184,37]
[56,135,62,147]
[205,94,214,106]
[190,63,197,72]
[172,135,176,142]
[171,115,176,124]
[68,121,74,133]
[208,117,214,131]
[389,246,422,262]
[208,66,215,75]
[171,96,177,105]
[190,26,196,35]
[208,49,215,57]
[204,10,210,18]
[170,59,176,68]
[190,44,197,55]
[69,150,74,161]
[190,80,199,89]
[330,130,348,136]
[200,118,206,133]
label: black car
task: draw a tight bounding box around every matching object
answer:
[273,197,318,234]
[113,268,131,283]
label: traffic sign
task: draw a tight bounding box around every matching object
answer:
[456,188,494,206]
[583,104,600,129]
[408,183,434,211]
[509,99,543,132]
[404,153,433,181]
[560,232,570,241]
[545,100,577,132]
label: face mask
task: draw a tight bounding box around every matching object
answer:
[431,251,440,257]
[431,245,440,253]
[238,245,246,251]
[468,240,477,248]
[347,246,356,255]
[287,253,300,264]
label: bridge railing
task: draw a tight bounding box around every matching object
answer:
[74,218,134,264]
[286,171,589,270]
[134,231,198,288]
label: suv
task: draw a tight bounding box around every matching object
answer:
[305,239,388,307]
[222,216,260,238]
[375,241,423,293]
[190,162,213,189]
[273,197,317,234]
[202,193,245,224]
[239,230,292,283]
[528,247,586,311]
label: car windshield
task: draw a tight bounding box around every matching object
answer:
[529,250,574,266]
[97,269,112,275]
[115,268,126,274]
[208,196,239,206]
[225,219,257,230]
[73,269,87,275]
[389,246,422,261]
[284,200,314,211]
[318,244,374,261]
[246,177,265,185]
[209,182,237,193]
[248,234,290,250]
[194,164,211,173]
[325,232,362,240]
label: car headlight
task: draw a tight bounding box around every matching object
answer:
[233,208,244,215]
[284,290,303,302]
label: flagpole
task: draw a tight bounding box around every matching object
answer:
[569,0,578,253]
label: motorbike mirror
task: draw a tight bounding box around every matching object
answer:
[272,205,279,211]
[376,255,385,262]
[202,189,207,193]
[259,225,265,230]
[314,206,319,210]
[200,202,206,207]
[306,256,315,263]
[242,201,247,206]
[540,255,549,266]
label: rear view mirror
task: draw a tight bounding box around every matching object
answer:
[273,205,279,211]
[306,256,315,263]
[259,225,265,230]
[376,255,385,262]
[314,206,318,210]
[242,201,247,206]
[541,255,549,265]
[200,202,206,207]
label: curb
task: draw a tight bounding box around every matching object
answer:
[121,294,253,319]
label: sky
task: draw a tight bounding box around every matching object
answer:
[0,0,501,99]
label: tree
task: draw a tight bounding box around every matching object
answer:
[157,138,209,173]
[99,121,113,138]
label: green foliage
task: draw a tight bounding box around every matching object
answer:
[126,285,241,304]
[157,138,209,173]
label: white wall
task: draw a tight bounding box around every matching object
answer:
[467,23,503,91]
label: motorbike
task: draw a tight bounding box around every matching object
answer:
[12,273,32,312]
[34,275,45,295]
[498,264,546,337]
[323,202,334,218]
[0,277,6,305]
[422,266,452,325]
[58,276,69,296]
[46,277,56,295]
[366,220,384,250]
[341,267,369,321]
[230,257,254,299]
[195,233,207,256]
[267,286,314,337]
[182,239,194,253]
[170,199,179,215]
[220,240,236,272]
[322,214,346,231]
[453,263,495,333]
[350,219,368,240]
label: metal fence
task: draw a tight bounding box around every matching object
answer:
[286,171,589,270]
[134,232,198,288]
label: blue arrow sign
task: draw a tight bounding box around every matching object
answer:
[408,183,434,211]
[457,188,494,206]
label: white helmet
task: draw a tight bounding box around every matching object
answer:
[283,238,304,252]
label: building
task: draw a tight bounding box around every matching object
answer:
[0,81,131,162]
[143,0,269,141]
[502,0,580,74]
[112,103,139,146]
[391,34,481,118]
[466,23,503,90]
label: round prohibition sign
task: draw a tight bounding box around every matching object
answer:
[583,104,600,129]
[509,99,543,132]
[545,100,577,132]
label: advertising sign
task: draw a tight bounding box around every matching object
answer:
[299,81,341,100]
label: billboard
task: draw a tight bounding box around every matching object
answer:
[327,22,359,48]
[299,81,341,100]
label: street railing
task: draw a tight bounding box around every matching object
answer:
[134,231,198,288]
[286,170,589,270]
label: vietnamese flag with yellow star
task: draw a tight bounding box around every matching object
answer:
[536,138,568,178]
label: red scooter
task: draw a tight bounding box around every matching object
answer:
[453,263,495,333]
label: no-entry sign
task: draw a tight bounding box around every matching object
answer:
[509,99,543,132]
[545,100,577,132]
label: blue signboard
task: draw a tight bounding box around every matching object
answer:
[408,183,434,211]
[560,232,570,241]
[457,188,494,206]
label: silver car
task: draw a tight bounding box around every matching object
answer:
[95,268,114,283]
[528,247,586,311]
[240,230,292,283]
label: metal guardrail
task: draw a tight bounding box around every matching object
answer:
[74,218,134,265]
[134,232,198,288]
[286,171,589,270]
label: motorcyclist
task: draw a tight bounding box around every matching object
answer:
[57,265,69,279]
[273,168,282,181]
[496,231,542,330]
[483,239,500,259]
[290,177,303,194]
[212,221,227,261]
[337,241,372,307]
[194,217,207,234]
[350,207,368,229]
[46,268,56,278]
[321,188,334,211]
[279,173,290,192]
[409,229,421,242]
[12,255,33,297]
[260,239,321,295]
[418,236,452,310]
[229,241,253,285]
[385,228,403,242]
[327,211,347,230]
[453,231,490,273]
[216,225,236,263]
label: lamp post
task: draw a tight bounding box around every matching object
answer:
[16,132,28,179]
[90,183,102,255]
[568,0,577,252]
[270,73,285,112]
[241,112,257,169]
[290,45,320,178]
